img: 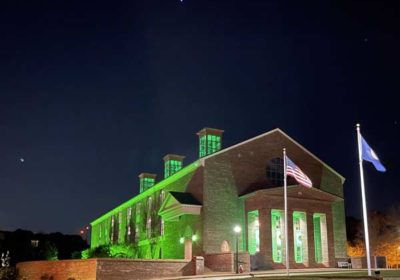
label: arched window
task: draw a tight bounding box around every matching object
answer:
[266,158,284,187]
[221,240,230,253]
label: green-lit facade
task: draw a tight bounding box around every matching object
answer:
[90,127,347,269]
[271,209,284,263]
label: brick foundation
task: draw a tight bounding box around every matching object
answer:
[17,259,97,280]
[204,252,233,272]
[203,252,250,273]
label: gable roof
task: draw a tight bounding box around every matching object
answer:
[169,192,201,205]
[201,128,345,183]
[158,192,202,221]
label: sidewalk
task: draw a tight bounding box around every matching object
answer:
[162,268,382,280]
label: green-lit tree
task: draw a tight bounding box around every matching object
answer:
[43,241,58,260]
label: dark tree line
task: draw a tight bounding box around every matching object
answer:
[0,229,88,266]
[346,206,400,266]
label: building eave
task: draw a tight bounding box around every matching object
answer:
[90,161,201,226]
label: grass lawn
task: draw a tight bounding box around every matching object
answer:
[225,270,400,279]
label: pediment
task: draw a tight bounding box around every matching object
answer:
[158,192,202,221]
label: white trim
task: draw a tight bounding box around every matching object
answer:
[158,193,202,221]
[202,128,345,183]
[239,185,343,202]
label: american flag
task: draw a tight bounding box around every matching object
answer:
[285,156,312,188]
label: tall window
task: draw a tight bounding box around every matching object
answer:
[136,203,141,242]
[266,158,284,186]
[146,197,152,238]
[127,207,132,236]
[111,216,115,243]
[118,211,122,241]
[293,216,302,263]
[314,215,322,263]
[247,210,260,255]
[160,191,165,236]
[293,211,308,264]
[313,213,328,265]
[105,221,109,243]
[271,209,284,263]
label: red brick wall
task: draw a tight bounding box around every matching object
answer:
[206,130,343,197]
[17,259,97,280]
[245,191,336,269]
[203,252,250,272]
[96,258,193,280]
[201,129,346,261]
[238,252,251,273]
[204,252,234,271]
[17,258,194,280]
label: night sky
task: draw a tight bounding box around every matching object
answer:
[1,0,399,234]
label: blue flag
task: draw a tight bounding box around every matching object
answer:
[361,136,386,172]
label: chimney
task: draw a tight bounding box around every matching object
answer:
[138,173,157,193]
[197,127,224,158]
[163,154,185,178]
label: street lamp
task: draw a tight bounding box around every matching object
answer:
[233,225,241,274]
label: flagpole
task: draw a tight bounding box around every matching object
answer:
[356,123,372,276]
[283,148,289,276]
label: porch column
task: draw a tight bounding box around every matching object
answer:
[260,208,272,265]
[307,212,316,267]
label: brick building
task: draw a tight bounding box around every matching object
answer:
[89,128,347,270]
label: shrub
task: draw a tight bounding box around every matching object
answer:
[79,244,138,259]
[80,249,90,259]
[109,244,137,258]
[0,267,17,280]
[89,245,110,258]
[70,251,82,259]
[43,241,58,260]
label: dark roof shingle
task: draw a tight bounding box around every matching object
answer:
[169,192,201,205]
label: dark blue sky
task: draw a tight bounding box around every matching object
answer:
[1,0,399,234]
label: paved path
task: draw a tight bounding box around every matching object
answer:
[163,268,387,280]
